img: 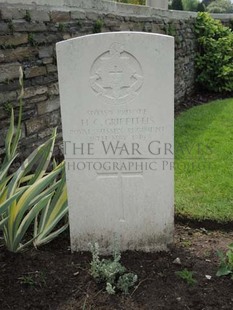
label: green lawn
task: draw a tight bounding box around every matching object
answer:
[175,98,233,222]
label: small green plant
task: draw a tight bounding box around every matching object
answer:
[230,19,233,31]
[93,19,103,33]
[181,239,192,248]
[19,271,46,287]
[90,243,137,294]
[58,23,66,32]
[176,268,197,286]
[165,22,176,36]
[195,12,233,92]
[28,33,36,46]
[216,243,233,279]
[3,102,12,114]
[19,275,35,286]
[76,21,82,28]
[116,272,138,294]
[24,10,31,22]
[8,20,14,33]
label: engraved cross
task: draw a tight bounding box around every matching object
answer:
[109,65,124,97]
[97,171,143,222]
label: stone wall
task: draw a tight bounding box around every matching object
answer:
[0,0,232,159]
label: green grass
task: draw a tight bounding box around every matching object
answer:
[175,98,233,222]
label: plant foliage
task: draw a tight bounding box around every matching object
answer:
[195,12,233,92]
[176,268,197,286]
[90,243,138,294]
[216,243,233,278]
[33,160,68,248]
[182,0,199,11]
[207,0,233,13]
[171,0,184,10]
[0,67,68,253]
[197,2,206,11]
[0,130,68,252]
[0,68,23,202]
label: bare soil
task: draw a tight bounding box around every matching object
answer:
[1,224,233,310]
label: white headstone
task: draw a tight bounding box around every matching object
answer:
[146,0,168,10]
[57,32,174,253]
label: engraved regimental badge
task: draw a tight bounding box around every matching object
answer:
[90,43,144,104]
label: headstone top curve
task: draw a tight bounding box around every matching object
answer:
[56,31,174,49]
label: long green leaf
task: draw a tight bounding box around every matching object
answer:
[33,165,68,247]
[7,134,57,198]
[0,187,27,215]
[10,94,23,157]
[26,179,62,212]
[5,109,15,160]
[46,188,67,228]
[0,217,8,230]
[34,222,69,247]
[28,128,57,185]
[36,206,68,243]
[11,164,63,239]
[0,174,13,205]
[0,154,17,184]
[38,163,65,232]
[12,193,53,252]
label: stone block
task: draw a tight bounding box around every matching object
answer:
[0,90,17,104]
[23,85,48,99]
[24,66,47,79]
[25,117,46,135]
[42,57,53,65]
[152,23,164,33]
[0,34,28,47]
[12,20,47,32]
[46,64,57,73]
[33,33,63,44]
[29,94,47,104]
[63,33,71,40]
[32,72,58,86]
[21,108,37,121]
[0,47,37,63]
[50,11,70,22]
[86,12,99,20]
[28,9,50,22]
[105,20,119,28]
[1,7,26,20]
[0,62,21,83]
[39,46,54,59]
[0,22,10,34]
[48,83,59,96]
[38,128,53,139]
[119,22,130,31]
[70,10,86,20]
[0,107,8,120]
[45,109,61,126]
[37,97,60,115]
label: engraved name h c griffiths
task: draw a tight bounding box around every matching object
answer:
[90,42,144,105]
